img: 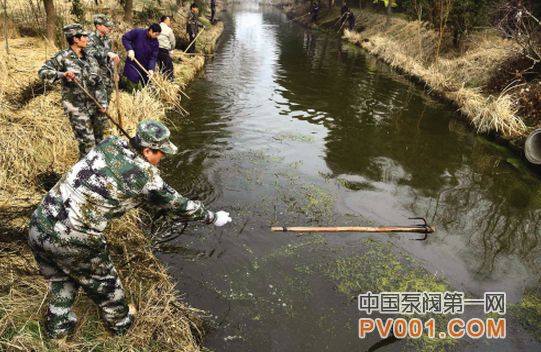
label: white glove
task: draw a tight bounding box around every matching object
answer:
[148,70,154,78]
[127,50,135,60]
[213,211,232,227]
[107,52,118,59]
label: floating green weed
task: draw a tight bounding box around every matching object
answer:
[273,133,316,143]
[510,292,541,342]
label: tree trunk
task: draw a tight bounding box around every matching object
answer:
[3,0,8,54]
[123,0,133,23]
[43,0,56,43]
[385,0,392,29]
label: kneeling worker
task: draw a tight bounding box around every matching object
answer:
[28,120,232,339]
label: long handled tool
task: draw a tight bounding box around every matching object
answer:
[287,12,310,23]
[334,12,347,27]
[132,57,191,109]
[271,217,434,241]
[184,27,205,54]
[113,63,123,130]
[337,13,349,34]
[72,78,131,139]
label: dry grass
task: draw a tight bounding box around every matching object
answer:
[109,87,167,134]
[0,3,225,348]
[148,71,189,115]
[0,210,206,352]
[0,88,197,351]
[452,86,527,138]
[344,10,526,139]
[199,21,225,54]
[172,51,205,83]
[0,37,55,101]
[0,91,77,198]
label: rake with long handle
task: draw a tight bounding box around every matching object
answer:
[271,218,434,241]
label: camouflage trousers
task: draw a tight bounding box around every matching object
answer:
[102,74,114,102]
[27,216,133,339]
[62,100,109,158]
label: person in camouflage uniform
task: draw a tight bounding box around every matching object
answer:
[86,14,120,100]
[28,119,232,339]
[39,24,109,159]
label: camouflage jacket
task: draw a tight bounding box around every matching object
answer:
[38,47,108,108]
[86,31,114,84]
[33,137,215,236]
[187,12,203,37]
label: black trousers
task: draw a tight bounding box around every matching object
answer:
[211,6,216,22]
[187,33,196,53]
[157,48,174,80]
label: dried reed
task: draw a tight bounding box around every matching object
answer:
[0,4,225,349]
[344,10,526,139]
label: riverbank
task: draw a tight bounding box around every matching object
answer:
[285,2,537,156]
[0,1,224,351]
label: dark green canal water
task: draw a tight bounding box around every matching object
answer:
[158,2,541,351]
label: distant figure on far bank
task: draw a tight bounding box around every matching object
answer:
[157,15,176,81]
[186,3,203,54]
[38,24,108,159]
[341,0,349,16]
[121,23,161,89]
[311,1,321,22]
[210,0,217,24]
[346,10,355,31]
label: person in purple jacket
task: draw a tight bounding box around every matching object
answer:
[121,23,161,88]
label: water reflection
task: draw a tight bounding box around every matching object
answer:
[273,21,541,283]
[161,4,541,350]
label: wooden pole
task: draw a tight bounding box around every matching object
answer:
[334,12,347,27]
[113,63,122,129]
[337,14,347,33]
[132,56,190,101]
[72,78,131,139]
[183,27,205,54]
[2,0,8,55]
[287,12,310,23]
[385,0,392,29]
[132,57,190,115]
[271,226,435,233]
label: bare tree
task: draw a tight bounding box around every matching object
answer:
[123,0,133,22]
[2,0,8,54]
[497,1,541,70]
[385,0,392,29]
[43,0,56,43]
[434,0,452,63]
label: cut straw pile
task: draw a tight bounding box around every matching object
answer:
[344,11,527,139]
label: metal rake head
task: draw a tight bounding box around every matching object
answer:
[408,217,434,241]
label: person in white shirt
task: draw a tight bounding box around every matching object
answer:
[157,15,176,80]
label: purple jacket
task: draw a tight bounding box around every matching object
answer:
[122,28,159,83]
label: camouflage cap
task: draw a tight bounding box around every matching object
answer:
[63,23,89,38]
[136,120,178,155]
[93,14,113,27]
